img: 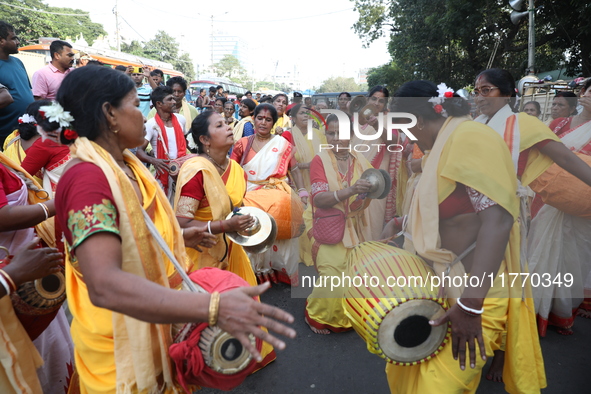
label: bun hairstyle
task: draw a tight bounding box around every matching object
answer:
[56,66,135,145]
[188,110,218,154]
[18,100,50,140]
[391,80,471,120]
[475,68,517,112]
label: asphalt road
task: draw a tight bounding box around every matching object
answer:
[199,263,589,394]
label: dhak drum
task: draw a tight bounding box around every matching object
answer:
[168,154,198,177]
[343,242,450,365]
[0,246,66,340]
[529,153,591,219]
[169,267,261,389]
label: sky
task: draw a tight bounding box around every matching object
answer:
[42,0,392,88]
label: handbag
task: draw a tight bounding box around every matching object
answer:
[312,207,346,245]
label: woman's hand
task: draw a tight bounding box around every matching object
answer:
[183,226,217,252]
[227,214,255,232]
[349,179,372,196]
[275,127,284,135]
[217,282,296,361]
[3,237,63,287]
[300,196,308,206]
[430,303,486,370]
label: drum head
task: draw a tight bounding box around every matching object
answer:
[225,207,275,247]
[198,326,255,374]
[377,299,449,364]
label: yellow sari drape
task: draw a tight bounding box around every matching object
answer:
[389,117,545,394]
[66,138,186,393]
[233,116,253,143]
[174,158,256,286]
[272,114,291,134]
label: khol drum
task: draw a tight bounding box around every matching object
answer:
[343,241,451,366]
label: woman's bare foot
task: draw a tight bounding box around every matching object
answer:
[576,308,591,319]
[486,350,504,383]
[305,317,330,335]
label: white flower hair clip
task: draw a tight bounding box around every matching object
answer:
[38,102,74,128]
[18,114,36,124]
[427,83,456,117]
[186,133,198,151]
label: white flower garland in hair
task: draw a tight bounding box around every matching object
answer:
[39,102,74,128]
[186,133,198,151]
[18,114,36,124]
[427,83,456,118]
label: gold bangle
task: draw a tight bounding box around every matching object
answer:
[0,269,17,293]
[208,291,220,326]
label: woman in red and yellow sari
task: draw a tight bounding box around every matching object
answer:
[290,103,327,267]
[52,67,295,393]
[231,103,307,285]
[351,86,410,240]
[174,110,276,370]
[305,114,373,334]
[383,80,545,394]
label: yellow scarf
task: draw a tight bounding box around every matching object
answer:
[174,157,245,268]
[232,116,253,142]
[272,114,291,134]
[70,138,185,393]
[318,150,373,247]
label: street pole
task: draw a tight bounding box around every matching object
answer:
[527,0,535,74]
[114,0,121,52]
[210,15,214,68]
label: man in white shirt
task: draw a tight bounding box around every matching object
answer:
[136,86,188,194]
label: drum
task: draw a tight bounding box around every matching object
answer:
[343,242,451,365]
[169,267,262,391]
[529,153,591,219]
[243,188,305,240]
[0,246,66,340]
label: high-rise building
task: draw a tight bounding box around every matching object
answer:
[210,34,251,72]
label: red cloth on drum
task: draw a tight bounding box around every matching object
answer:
[168,267,262,392]
[0,163,22,208]
[179,165,246,209]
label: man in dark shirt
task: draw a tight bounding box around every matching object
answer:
[0,21,34,147]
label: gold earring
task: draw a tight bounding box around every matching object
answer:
[418,121,424,131]
[111,128,119,134]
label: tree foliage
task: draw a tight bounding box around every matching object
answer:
[0,0,106,45]
[353,0,591,89]
[212,54,247,83]
[317,76,360,93]
[122,31,195,80]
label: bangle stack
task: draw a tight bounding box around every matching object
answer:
[208,291,221,326]
[37,202,49,220]
[456,298,484,317]
[0,269,16,294]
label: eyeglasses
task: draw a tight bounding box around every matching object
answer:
[471,87,499,97]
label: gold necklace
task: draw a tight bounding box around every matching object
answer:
[335,153,350,161]
[206,153,228,172]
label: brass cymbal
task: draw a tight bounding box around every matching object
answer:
[360,168,390,199]
[225,207,277,254]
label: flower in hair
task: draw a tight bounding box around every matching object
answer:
[433,104,443,114]
[427,82,456,118]
[63,129,78,140]
[186,133,198,150]
[39,102,74,128]
[18,114,36,124]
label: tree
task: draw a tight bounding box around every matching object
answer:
[212,54,247,82]
[0,0,106,45]
[317,77,360,93]
[366,62,413,91]
[174,53,195,81]
[120,40,145,57]
[352,0,589,88]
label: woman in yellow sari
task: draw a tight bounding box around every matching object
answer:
[305,114,373,334]
[290,103,327,267]
[271,93,291,135]
[383,80,545,394]
[174,110,276,369]
[52,66,295,393]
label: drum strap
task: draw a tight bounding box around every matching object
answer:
[437,241,477,299]
[141,208,206,294]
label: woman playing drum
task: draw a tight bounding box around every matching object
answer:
[52,67,295,392]
[230,103,307,285]
[383,80,545,394]
[174,110,277,369]
[0,151,72,394]
[305,114,373,334]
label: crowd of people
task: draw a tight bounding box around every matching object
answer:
[1,20,591,393]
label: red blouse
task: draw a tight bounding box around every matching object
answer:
[55,162,120,254]
[0,164,23,209]
[21,138,70,177]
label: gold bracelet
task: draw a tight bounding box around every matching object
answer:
[0,269,17,293]
[208,291,220,326]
